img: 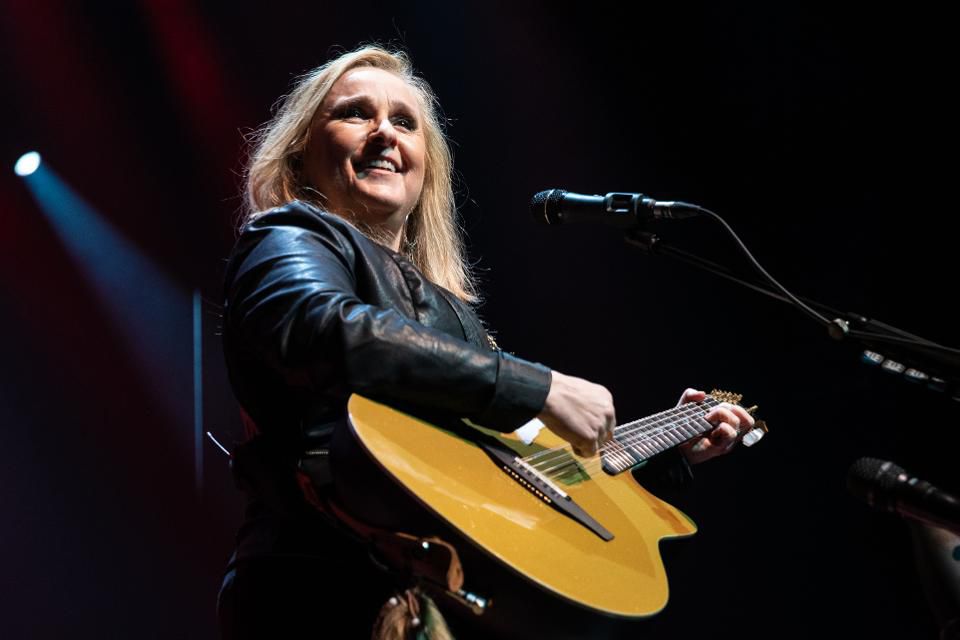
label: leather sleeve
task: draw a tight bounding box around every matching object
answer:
[224,206,551,432]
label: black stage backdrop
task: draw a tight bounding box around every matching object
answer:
[1,2,956,638]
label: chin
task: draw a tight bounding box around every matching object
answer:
[355,191,409,218]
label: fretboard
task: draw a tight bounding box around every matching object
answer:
[601,397,722,475]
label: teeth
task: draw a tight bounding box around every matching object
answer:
[362,159,397,172]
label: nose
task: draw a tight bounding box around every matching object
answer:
[369,117,398,147]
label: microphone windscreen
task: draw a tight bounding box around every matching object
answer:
[530,189,566,224]
[847,457,905,510]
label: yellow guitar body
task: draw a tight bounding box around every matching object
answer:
[347,395,698,618]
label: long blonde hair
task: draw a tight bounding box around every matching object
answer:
[243,45,477,302]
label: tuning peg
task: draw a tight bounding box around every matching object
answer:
[710,389,744,405]
[742,419,769,447]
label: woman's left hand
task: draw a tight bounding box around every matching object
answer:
[675,388,755,465]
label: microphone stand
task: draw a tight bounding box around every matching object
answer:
[626,222,960,638]
[623,227,960,398]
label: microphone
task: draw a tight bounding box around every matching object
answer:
[847,457,960,536]
[530,189,700,227]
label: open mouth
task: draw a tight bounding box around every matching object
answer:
[355,157,399,175]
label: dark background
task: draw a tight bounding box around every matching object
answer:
[1,1,956,638]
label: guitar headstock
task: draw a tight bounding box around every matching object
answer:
[709,388,769,447]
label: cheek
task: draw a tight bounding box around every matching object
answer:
[313,129,357,172]
[327,138,357,172]
[407,143,427,189]
[315,150,354,193]
[406,165,427,201]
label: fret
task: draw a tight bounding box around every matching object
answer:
[647,439,666,454]
[694,416,715,436]
[634,441,655,458]
[676,421,694,440]
[641,439,658,456]
[616,448,636,467]
[675,420,697,439]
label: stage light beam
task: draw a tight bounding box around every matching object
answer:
[20,160,196,477]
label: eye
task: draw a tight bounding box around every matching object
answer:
[338,104,368,120]
[392,115,418,131]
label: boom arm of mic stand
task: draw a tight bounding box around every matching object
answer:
[624,229,960,384]
[625,229,833,314]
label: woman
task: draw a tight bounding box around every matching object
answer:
[218,45,752,639]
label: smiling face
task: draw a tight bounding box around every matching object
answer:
[302,67,427,229]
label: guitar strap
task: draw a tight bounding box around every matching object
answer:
[294,467,466,595]
[294,464,474,639]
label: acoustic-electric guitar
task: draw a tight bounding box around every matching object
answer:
[345,390,767,619]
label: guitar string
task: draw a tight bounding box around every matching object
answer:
[608,398,720,454]
[533,413,709,480]
[578,400,723,477]
[600,399,721,467]
[526,398,718,472]
[524,401,711,477]
[527,400,724,479]
[530,406,702,475]
[571,399,735,479]
[532,397,732,480]
[535,423,694,480]
[521,398,716,467]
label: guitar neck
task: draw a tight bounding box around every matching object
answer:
[601,397,722,474]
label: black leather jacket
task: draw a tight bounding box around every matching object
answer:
[223,200,551,452]
[222,200,692,559]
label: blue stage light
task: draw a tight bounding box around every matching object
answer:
[14,151,42,176]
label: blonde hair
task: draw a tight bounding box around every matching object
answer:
[244,45,477,302]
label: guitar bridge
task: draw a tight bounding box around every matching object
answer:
[479,442,614,541]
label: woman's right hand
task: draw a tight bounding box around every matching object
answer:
[537,371,616,457]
